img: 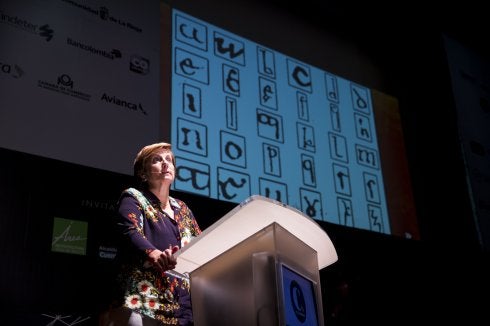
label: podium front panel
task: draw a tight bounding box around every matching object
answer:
[190,222,325,326]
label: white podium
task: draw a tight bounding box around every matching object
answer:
[174,195,338,326]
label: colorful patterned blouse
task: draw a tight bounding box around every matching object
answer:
[115,188,201,325]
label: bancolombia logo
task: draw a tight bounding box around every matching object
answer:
[60,0,142,33]
[101,93,148,115]
[67,38,121,60]
[0,10,54,41]
[38,74,91,101]
[1,61,24,78]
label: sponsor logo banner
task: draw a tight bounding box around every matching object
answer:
[51,217,88,256]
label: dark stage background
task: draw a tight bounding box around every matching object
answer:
[1,148,488,325]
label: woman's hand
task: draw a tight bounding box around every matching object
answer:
[148,245,179,271]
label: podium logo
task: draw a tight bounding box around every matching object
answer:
[51,217,88,256]
[290,280,307,323]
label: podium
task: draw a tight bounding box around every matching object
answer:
[174,195,338,326]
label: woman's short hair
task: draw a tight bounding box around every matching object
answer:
[133,142,175,184]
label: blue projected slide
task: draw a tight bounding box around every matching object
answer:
[171,9,390,234]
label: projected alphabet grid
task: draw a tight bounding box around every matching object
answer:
[171,10,390,234]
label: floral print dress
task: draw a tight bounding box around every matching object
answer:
[115,188,201,325]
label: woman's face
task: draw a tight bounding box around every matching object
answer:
[145,149,175,185]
